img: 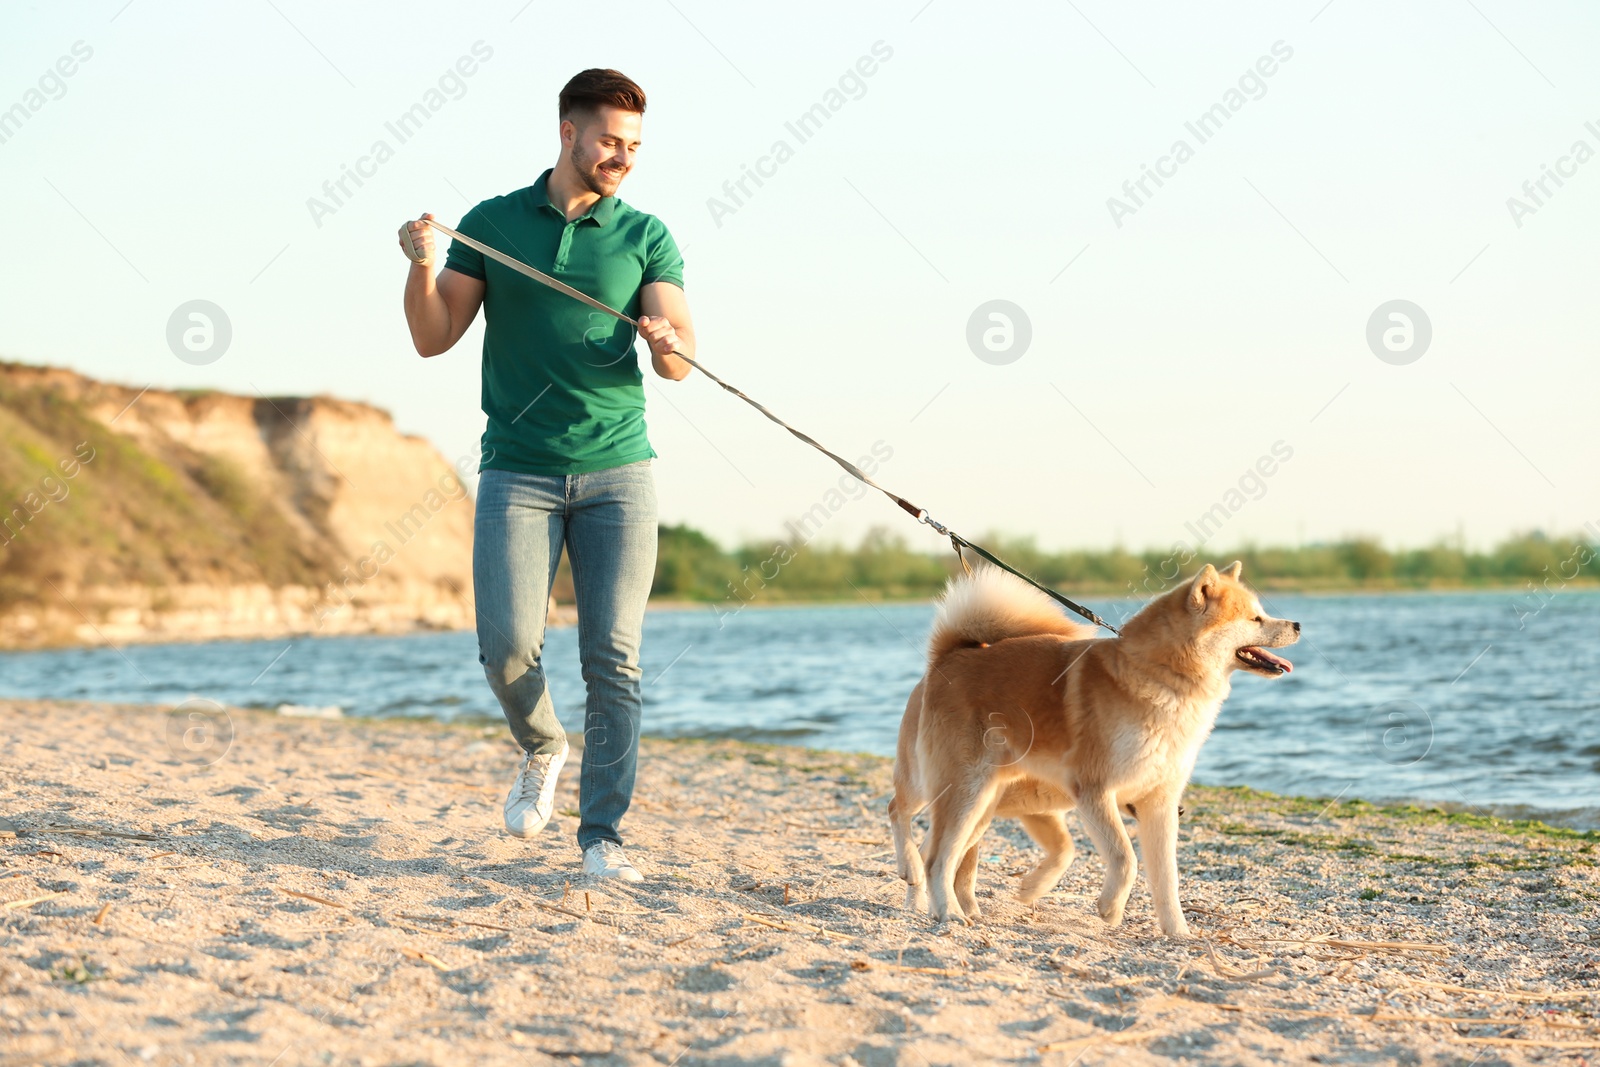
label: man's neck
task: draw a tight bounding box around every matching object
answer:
[546,161,601,222]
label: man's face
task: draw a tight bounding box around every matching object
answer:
[565,106,642,197]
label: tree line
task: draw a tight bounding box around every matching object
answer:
[636,524,1599,603]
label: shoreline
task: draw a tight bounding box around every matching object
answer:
[2,698,1595,1065]
[3,582,1589,653]
[10,693,1598,837]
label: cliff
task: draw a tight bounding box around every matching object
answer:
[0,362,478,648]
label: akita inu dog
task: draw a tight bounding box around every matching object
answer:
[889,562,1299,938]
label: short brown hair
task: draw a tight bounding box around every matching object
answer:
[559,69,647,121]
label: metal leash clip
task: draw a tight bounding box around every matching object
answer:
[916,511,973,576]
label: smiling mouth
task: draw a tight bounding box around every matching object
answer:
[1236,646,1293,675]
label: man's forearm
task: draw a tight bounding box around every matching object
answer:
[404,263,455,357]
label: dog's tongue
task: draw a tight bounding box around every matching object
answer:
[1238,646,1293,674]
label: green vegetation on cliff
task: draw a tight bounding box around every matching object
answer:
[0,367,324,607]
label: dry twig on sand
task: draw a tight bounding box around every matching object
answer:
[29,826,159,841]
[276,888,345,908]
[1386,973,1600,1002]
[1038,1023,1166,1054]
[1369,1011,1600,1033]
[1446,1036,1600,1050]
[1220,932,1447,957]
[397,912,511,932]
[400,946,452,971]
[1203,940,1281,981]
[851,958,967,977]
[742,913,853,941]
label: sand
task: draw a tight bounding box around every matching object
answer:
[1,699,1596,1066]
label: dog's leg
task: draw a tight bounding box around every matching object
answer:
[890,679,930,912]
[953,844,981,920]
[1016,812,1075,905]
[1076,789,1138,928]
[924,780,997,925]
[918,796,954,923]
[953,807,997,920]
[1135,789,1190,939]
[889,790,928,912]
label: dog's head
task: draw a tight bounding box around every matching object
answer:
[1178,561,1300,677]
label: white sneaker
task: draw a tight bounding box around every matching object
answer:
[582,841,643,883]
[503,744,568,838]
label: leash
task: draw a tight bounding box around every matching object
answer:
[423,219,1121,636]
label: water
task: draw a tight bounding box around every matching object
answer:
[2,591,1597,827]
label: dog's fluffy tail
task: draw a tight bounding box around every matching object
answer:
[927,565,1094,663]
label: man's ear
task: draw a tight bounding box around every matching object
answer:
[1188,564,1219,614]
[1223,560,1243,580]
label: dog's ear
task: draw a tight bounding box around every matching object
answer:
[1223,560,1243,580]
[1188,564,1220,613]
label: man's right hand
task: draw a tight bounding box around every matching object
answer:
[399,213,436,266]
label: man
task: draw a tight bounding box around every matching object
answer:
[398,68,693,883]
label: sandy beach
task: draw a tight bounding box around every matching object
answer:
[1,699,1597,1066]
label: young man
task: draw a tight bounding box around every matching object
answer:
[398,69,693,882]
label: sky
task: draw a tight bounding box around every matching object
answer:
[2,0,1597,555]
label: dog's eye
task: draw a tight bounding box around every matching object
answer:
[1252,615,1263,623]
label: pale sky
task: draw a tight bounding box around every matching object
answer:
[3,0,1596,554]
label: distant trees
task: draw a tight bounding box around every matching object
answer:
[645,526,1599,602]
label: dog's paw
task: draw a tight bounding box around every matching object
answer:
[1018,877,1054,906]
[1155,903,1193,939]
[1096,893,1126,927]
[1018,866,1068,904]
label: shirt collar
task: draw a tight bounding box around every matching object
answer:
[532,168,617,226]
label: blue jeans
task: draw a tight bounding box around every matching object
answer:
[473,461,657,849]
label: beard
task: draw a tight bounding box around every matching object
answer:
[572,141,628,197]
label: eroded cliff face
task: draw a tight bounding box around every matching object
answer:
[0,362,478,647]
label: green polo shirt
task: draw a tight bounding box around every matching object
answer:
[443,169,685,475]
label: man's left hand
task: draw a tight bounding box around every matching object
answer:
[637,315,679,358]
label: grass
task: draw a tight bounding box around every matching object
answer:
[48,957,105,984]
[1189,784,1600,844]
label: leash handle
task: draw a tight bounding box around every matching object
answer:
[416,217,1120,635]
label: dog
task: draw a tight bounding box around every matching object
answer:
[889,561,1299,938]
